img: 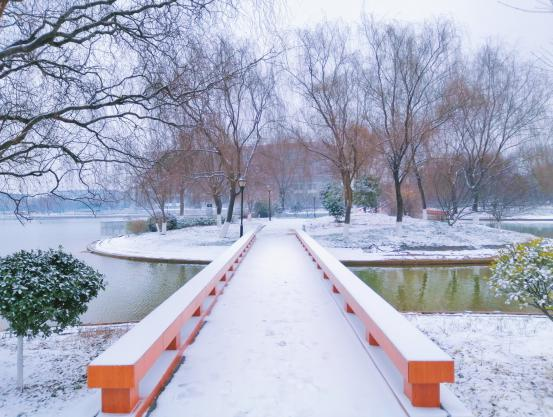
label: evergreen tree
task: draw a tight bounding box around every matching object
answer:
[0,248,105,388]
[353,176,380,212]
[321,183,345,222]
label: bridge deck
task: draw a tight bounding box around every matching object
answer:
[150,225,409,417]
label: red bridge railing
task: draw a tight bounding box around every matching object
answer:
[88,230,257,416]
[295,229,455,408]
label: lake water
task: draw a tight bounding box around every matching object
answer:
[352,266,535,313]
[492,221,553,238]
[0,217,203,330]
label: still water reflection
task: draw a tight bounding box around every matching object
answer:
[352,266,536,313]
[0,217,203,330]
[490,222,553,238]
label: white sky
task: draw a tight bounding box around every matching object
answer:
[275,0,552,58]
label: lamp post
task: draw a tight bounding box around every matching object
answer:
[238,176,246,237]
[267,185,272,221]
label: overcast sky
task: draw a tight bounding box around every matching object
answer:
[276,0,552,58]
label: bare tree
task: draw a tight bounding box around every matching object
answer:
[449,44,549,212]
[256,134,306,211]
[0,0,241,218]
[184,38,275,235]
[129,124,183,233]
[291,22,372,229]
[191,129,227,224]
[429,129,475,225]
[360,17,457,227]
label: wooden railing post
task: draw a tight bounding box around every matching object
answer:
[403,382,440,407]
[101,387,139,414]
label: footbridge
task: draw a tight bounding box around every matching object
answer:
[88,223,472,417]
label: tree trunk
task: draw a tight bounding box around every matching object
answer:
[179,187,185,216]
[413,164,427,210]
[343,178,353,224]
[17,335,23,390]
[472,191,479,212]
[214,194,223,216]
[226,187,237,223]
[393,171,404,223]
[214,194,223,226]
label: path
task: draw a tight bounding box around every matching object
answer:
[150,223,408,417]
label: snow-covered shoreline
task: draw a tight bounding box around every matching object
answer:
[1,314,550,417]
[87,214,535,265]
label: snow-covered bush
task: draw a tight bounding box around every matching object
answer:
[490,239,553,321]
[175,216,216,228]
[321,183,345,222]
[0,248,105,387]
[146,215,216,232]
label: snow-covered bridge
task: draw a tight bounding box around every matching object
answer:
[87,223,471,417]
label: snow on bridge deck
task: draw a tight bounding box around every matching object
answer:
[149,224,410,417]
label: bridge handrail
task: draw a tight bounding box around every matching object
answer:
[295,229,454,408]
[88,229,258,415]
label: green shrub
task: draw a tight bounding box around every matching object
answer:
[490,238,553,321]
[321,183,345,222]
[253,201,270,218]
[175,216,216,228]
[353,176,379,211]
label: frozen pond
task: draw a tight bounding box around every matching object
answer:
[352,266,536,313]
[0,217,203,330]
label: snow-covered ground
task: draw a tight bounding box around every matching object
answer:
[89,222,261,262]
[0,324,131,417]
[305,213,534,254]
[89,214,534,264]
[1,316,550,417]
[407,314,553,417]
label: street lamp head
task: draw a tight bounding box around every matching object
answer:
[238,176,246,189]
[267,185,272,192]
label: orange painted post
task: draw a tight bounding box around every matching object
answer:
[367,332,379,346]
[167,334,181,350]
[403,382,440,407]
[101,387,139,414]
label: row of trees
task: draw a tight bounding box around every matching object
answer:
[136,17,550,231]
[1,2,552,228]
[290,18,550,228]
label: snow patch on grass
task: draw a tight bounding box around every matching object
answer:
[406,314,553,417]
[305,213,534,252]
[0,324,132,417]
[0,315,550,417]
